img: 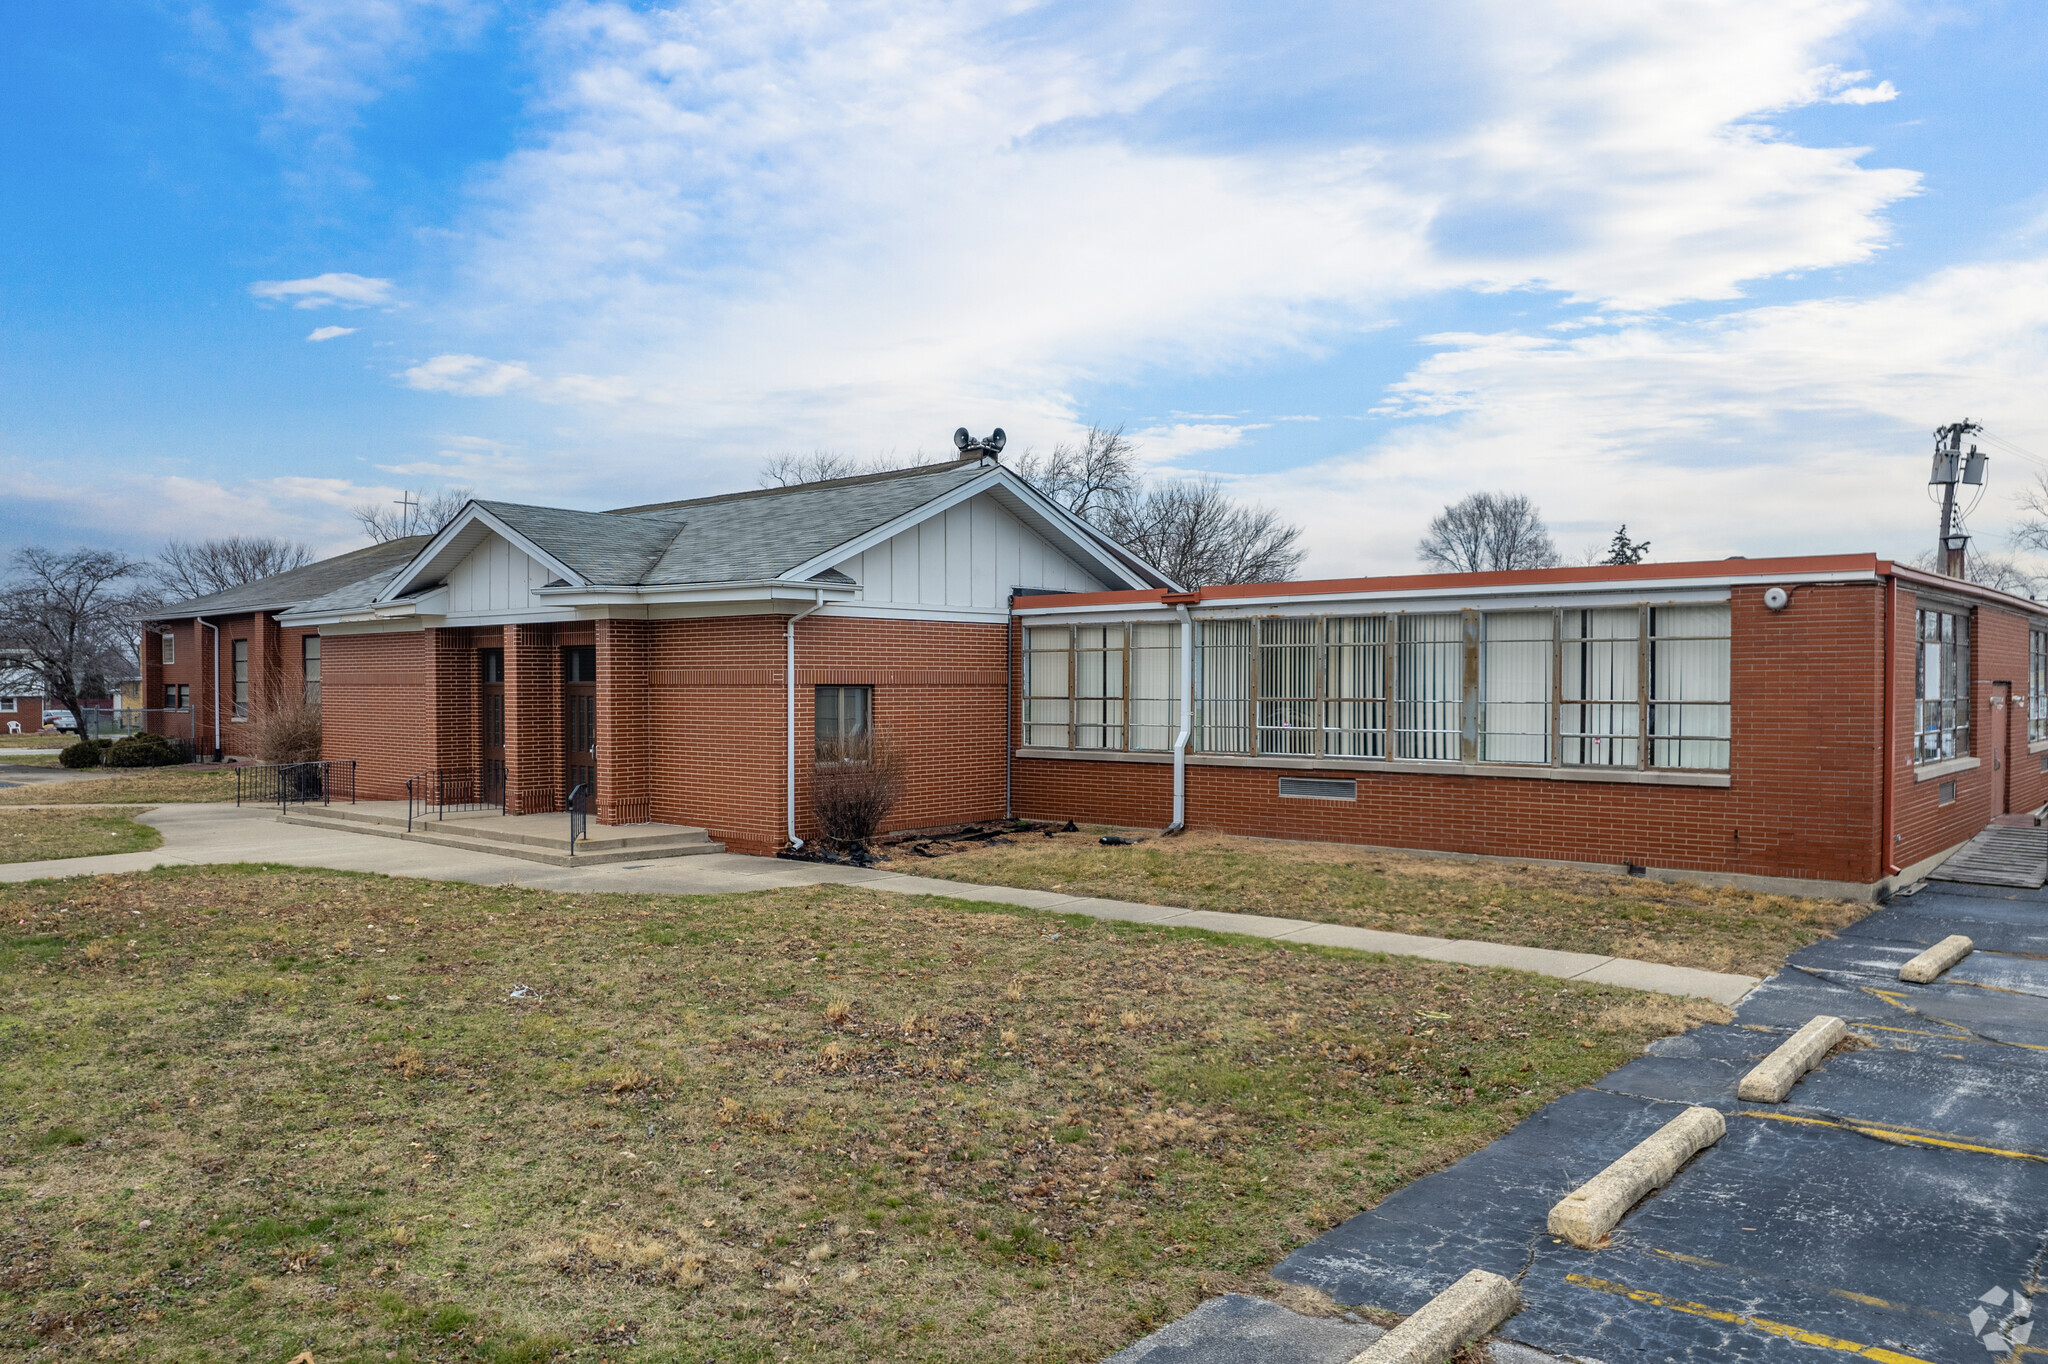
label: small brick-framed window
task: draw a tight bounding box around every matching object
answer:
[302,636,321,706]
[160,630,175,666]
[232,640,249,719]
[164,684,189,710]
[1915,608,1970,763]
[815,685,872,758]
[2030,628,2048,744]
[0,696,15,713]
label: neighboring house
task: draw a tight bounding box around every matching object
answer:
[277,454,1165,852]
[0,661,43,733]
[144,537,432,759]
[1012,554,2048,899]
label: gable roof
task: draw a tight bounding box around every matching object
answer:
[149,537,434,621]
[371,457,1172,606]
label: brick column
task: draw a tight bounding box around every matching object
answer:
[503,625,561,814]
[426,629,478,774]
[595,618,649,825]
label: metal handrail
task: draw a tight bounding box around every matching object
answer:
[236,760,356,811]
[405,767,501,832]
[566,782,588,858]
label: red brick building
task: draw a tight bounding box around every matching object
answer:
[1011,556,2048,898]
[148,454,2048,897]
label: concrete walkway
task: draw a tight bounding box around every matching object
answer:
[0,803,1758,1004]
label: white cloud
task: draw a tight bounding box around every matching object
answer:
[254,0,494,121]
[1830,80,1899,104]
[251,272,395,309]
[307,325,356,341]
[376,435,532,481]
[399,353,537,396]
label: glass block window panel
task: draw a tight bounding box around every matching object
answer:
[1649,605,1730,769]
[1915,609,1970,763]
[1394,613,1463,760]
[1023,626,1072,748]
[1562,608,1639,767]
[1323,615,1386,758]
[1480,611,1552,764]
[1075,624,1125,750]
[1128,622,1180,752]
[1195,620,1254,754]
[1257,617,1319,756]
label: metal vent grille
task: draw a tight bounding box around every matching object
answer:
[1278,777,1357,801]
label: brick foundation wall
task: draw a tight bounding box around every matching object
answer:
[1013,583,1891,887]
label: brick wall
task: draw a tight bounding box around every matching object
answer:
[1012,583,1891,887]
[320,631,434,799]
[596,618,652,825]
[146,615,323,759]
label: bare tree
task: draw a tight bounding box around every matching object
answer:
[1009,425,1139,521]
[1418,492,1561,572]
[0,547,156,730]
[1911,549,2039,598]
[353,488,473,543]
[758,450,946,488]
[158,536,315,602]
[1101,479,1304,587]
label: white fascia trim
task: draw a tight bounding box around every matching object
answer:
[811,601,1012,624]
[280,588,446,628]
[777,467,1165,594]
[535,580,862,608]
[377,505,586,604]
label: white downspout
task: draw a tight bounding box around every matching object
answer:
[1166,604,1193,835]
[201,618,221,762]
[786,590,828,850]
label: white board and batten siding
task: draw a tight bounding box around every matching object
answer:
[446,537,556,616]
[835,495,1107,614]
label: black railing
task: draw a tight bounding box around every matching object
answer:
[236,760,356,812]
[405,767,502,832]
[567,782,588,858]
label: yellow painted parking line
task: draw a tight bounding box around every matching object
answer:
[1854,986,2048,1050]
[1564,1273,1939,1363]
[1736,1109,2048,1163]
[1643,1248,1921,1315]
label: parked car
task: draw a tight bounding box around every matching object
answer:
[42,709,78,734]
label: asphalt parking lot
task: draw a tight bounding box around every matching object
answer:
[1115,872,2048,1363]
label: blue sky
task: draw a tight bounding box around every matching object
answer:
[5,0,2047,576]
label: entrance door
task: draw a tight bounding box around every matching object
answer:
[480,650,506,808]
[563,646,597,811]
[1994,681,2011,817]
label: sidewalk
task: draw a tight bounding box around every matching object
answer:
[0,804,1759,1005]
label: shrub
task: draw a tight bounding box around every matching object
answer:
[250,699,323,765]
[59,739,109,769]
[106,732,181,767]
[811,738,905,848]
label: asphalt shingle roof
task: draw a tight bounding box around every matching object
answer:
[152,537,433,619]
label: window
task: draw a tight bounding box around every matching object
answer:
[1075,625,1125,749]
[1916,608,1970,763]
[0,696,14,713]
[1324,616,1386,758]
[1194,620,1254,753]
[160,630,175,665]
[2031,630,2048,744]
[163,684,189,709]
[815,685,872,756]
[1023,627,1072,747]
[1649,606,1730,769]
[1127,623,1179,751]
[1394,613,1463,760]
[563,646,596,683]
[1257,617,1318,756]
[1480,611,1552,764]
[231,639,249,719]
[302,635,321,706]
[1561,608,1638,767]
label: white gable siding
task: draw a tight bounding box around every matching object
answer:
[446,535,556,615]
[837,494,1107,610]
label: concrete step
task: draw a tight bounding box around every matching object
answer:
[278,806,724,868]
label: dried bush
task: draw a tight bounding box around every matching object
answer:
[810,738,905,848]
[250,699,323,764]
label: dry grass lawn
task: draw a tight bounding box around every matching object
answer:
[0,768,238,807]
[0,753,61,768]
[899,827,1869,978]
[0,867,1723,1363]
[0,808,163,864]
[0,735,71,750]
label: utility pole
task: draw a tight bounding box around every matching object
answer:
[1930,421,1986,578]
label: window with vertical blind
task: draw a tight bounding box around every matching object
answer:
[1915,608,1970,763]
[1480,611,1551,764]
[1561,608,1638,767]
[231,640,250,719]
[1324,616,1385,758]
[1394,613,1463,760]
[1023,601,1731,772]
[2031,630,2048,745]
[1649,606,1730,770]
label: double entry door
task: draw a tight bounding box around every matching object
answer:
[476,645,598,812]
